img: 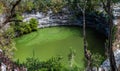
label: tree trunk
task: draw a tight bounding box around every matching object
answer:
[0,0,22,29]
[83,7,92,71]
[107,0,117,70]
[101,0,117,70]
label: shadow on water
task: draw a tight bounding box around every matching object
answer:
[86,28,106,56]
[80,27,106,69]
[59,25,83,37]
[69,26,106,56]
[61,26,106,69]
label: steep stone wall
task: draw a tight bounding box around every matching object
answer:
[23,11,109,37]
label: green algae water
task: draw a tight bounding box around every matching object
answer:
[14,26,105,68]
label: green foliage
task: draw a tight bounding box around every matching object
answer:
[90,1,99,11]
[2,0,120,13]
[13,16,38,36]
[17,0,66,13]
[17,0,34,12]
[105,25,118,49]
[15,21,34,36]
[19,22,32,35]
[41,56,63,71]
[15,13,23,21]
[112,25,117,42]
[22,56,85,71]
[14,59,23,67]
[29,18,38,31]
[91,53,105,67]
[67,0,100,12]
[0,27,16,58]
[27,1,34,11]
[22,56,63,71]
[25,57,41,71]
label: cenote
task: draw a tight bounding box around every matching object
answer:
[14,26,106,68]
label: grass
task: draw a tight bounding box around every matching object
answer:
[14,26,105,68]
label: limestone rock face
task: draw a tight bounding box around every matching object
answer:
[101,49,120,70]
[23,9,109,36]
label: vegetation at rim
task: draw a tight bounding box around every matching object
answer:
[0,27,16,58]
[0,0,120,70]
[15,56,84,71]
[12,14,38,37]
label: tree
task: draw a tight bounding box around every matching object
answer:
[101,0,117,70]
[0,0,22,57]
[0,27,16,58]
[77,0,92,70]
[0,0,22,29]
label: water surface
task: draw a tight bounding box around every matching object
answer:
[14,26,105,68]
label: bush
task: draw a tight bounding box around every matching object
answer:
[29,18,38,31]
[91,53,105,67]
[12,14,38,36]
[15,55,86,71]
[25,57,41,71]
[19,26,25,35]
[15,13,23,21]
[13,18,38,36]
[23,56,63,71]
[23,22,32,34]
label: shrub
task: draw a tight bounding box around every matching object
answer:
[23,56,63,71]
[25,57,41,71]
[14,21,34,36]
[19,26,25,35]
[12,15,39,36]
[91,53,105,67]
[29,18,38,31]
[23,22,32,34]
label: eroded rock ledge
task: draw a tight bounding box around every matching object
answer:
[23,10,109,37]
